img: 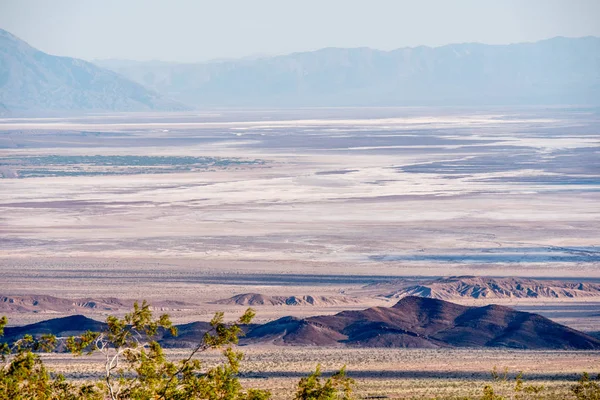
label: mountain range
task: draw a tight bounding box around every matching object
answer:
[3,296,599,350]
[0,28,187,113]
[1,28,599,113]
[96,36,600,107]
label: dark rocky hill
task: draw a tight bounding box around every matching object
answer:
[2,315,106,342]
[244,296,600,349]
[3,297,599,350]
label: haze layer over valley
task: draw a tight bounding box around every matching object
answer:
[95,36,600,108]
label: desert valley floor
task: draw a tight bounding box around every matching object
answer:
[1,107,599,398]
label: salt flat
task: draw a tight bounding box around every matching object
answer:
[0,107,599,328]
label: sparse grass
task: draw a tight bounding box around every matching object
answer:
[38,347,600,400]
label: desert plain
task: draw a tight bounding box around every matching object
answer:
[1,107,599,398]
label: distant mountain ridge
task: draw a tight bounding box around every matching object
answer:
[374,276,600,300]
[96,36,600,107]
[0,29,188,113]
[3,28,599,112]
[3,297,599,350]
[0,294,198,313]
[213,293,361,306]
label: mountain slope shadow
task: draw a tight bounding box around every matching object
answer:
[243,296,600,349]
[3,297,600,350]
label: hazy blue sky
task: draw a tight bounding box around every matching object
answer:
[1,0,599,62]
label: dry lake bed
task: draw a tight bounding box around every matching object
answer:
[1,107,599,397]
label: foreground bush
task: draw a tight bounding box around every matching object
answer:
[0,303,352,400]
[572,372,600,400]
[2,304,599,400]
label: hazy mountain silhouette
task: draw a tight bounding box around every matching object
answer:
[0,29,188,113]
[96,37,600,107]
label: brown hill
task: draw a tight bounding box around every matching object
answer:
[4,297,599,350]
[0,295,197,313]
[376,276,600,300]
[213,293,361,306]
[1,316,250,350]
[243,296,600,349]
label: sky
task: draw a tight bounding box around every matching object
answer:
[1,0,599,63]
